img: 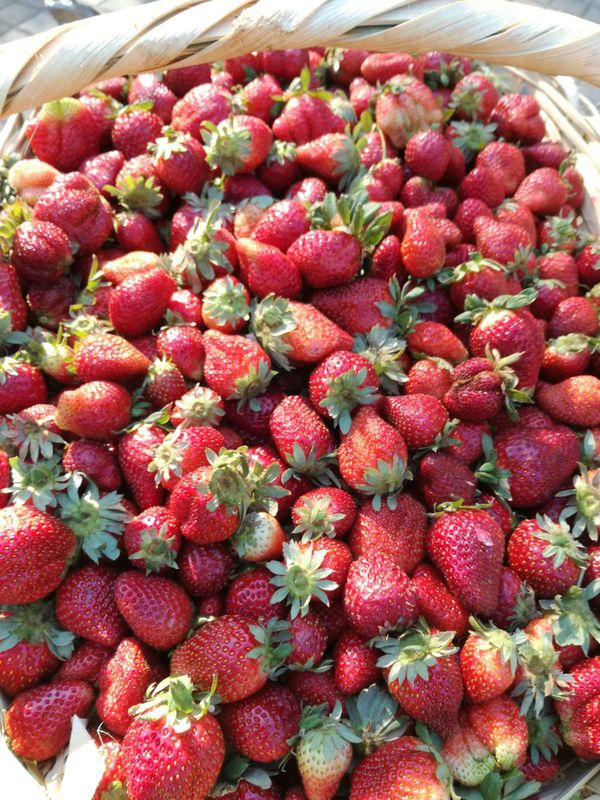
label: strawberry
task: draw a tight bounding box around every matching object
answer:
[460,617,518,703]
[111,107,163,159]
[168,464,241,544]
[156,325,205,380]
[91,735,126,800]
[404,130,451,182]
[537,375,600,427]
[150,128,209,194]
[108,267,177,338]
[507,516,585,598]
[450,72,498,121]
[149,425,225,491]
[350,736,450,800]
[460,164,506,208]
[338,406,410,508]
[258,141,300,193]
[26,97,101,171]
[224,388,285,440]
[34,172,113,256]
[236,237,303,299]
[288,229,362,289]
[514,167,567,216]
[291,487,356,541]
[11,220,73,285]
[376,621,463,737]
[285,668,344,712]
[555,655,600,759]
[252,296,353,368]
[73,332,150,384]
[361,52,415,82]
[473,217,533,268]
[171,83,230,138]
[6,680,94,762]
[465,695,529,771]
[273,94,344,146]
[549,295,599,337]
[412,564,469,636]
[576,243,600,286]
[541,333,591,382]
[203,329,274,405]
[375,76,443,148]
[296,703,358,800]
[219,683,301,762]
[407,320,468,364]
[123,676,225,800]
[97,636,166,736]
[428,509,504,615]
[170,614,268,702]
[203,114,272,175]
[0,358,47,414]
[476,141,525,195]
[0,600,73,696]
[269,395,336,480]
[311,276,393,334]
[308,351,379,433]
[0,505,75,604]
[401,212,445,278]
[124,505,181,574]
[171,384,225,427]
[145,357,187,408]
[179,540,236,597]
[382,393,448,449]
[54,639,112,684]
[405,357,453,398]
[240,72,282,122]
[494,421,580,508]
[344,553,418,638]
[80,150,125,198]
[530,251,579,320]
[118,424,166,510]
[287,610,328,667]
[168,287,203,325]
[55,564,128,648]
[226,565,286,622]
[490,93,545,144]
[164,64,211,96]
[0,263,27,332]
[128,73,177,122]
[333,630,380,694]
[56,380,131,440]
[251,200,309,253]
[417,451,477,509]
[115,209,164,253]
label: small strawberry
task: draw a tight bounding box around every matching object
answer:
[311,276,393,335]
[269,395,336,481]
[156,325,205,380]
[576,243,600,286]
[450,72,499,121]
[164,63,211,96]
[80,150,126,197]
[404,129,451,182]
[128,73,177,122]
[407,320,468,365]
[549,294,599,337]
[537,375,600,427]
[171,384,225,427]
[401,212,445,278]
[202,276,251,334]
[150,127,209,194]
[333,630,380,694]
[144,357,187,408]
[460,164,506,208]
[308,350,379,433]
[375,76,443,148]
[124,505,181,574]
[226,565,286,622]
[460,616,518,703]
[111,105,163,159]
[54,639,112,684]
[292,487,356,541]
[11,220,73,285]
[382,393,449,449]
[6,679,94,762]
[26,97,101,171]
[251,199,309,252]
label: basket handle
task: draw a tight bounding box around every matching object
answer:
[0,0,598,118]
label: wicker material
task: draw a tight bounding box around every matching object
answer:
[0,0,599,116]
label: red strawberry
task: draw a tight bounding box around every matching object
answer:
[428,509,504,615]
[97,636,166,736]
[269,395,336,480]
[236,237,302,299]
[34,172,113,256]
[514,167,567,216]
[179,540,236,597]
[55,564,128,649]
[412,564,469,636]
[168,465,241,544]
[156,325,205,380]
[0,263,27,331]
[114,570,192,651]
[405,130,451,182]
[417,451,477,510]
[164,63,211,96]
[54,639,112,684]
[333,630,380,694]
[407,320,468,365]
[171,83,230,138]
[11,220,73,285]
[285,667,344,713]
[490,93,545,144]
[287,610,328,667]
[251,200,310,252]
[460,617,517,703]
[109,267,176,337]
[115,209,164,254]
[309,350,379,433]
[361,52,415,82]
[111,107,163,159]
[508,516,584,598]
[549,295,598,337]
[128,73,177,122]
[555,655,600,759]
[240,72,282,122]
[122,676,225,800]
[344,553,418,638]
[56,380,131,440]
[80,150,126,197]
[576,243,600,286]
[288,229,361,289]
[118,424,166,510]
[273,94,344,146]
[291,487,356,541]
[401,212,445,278]
[150,128,209,194]
[73,333,150,384]
[0,600,73,696]
[6,680,94,761]
[226,566,286,623]
[26,97,101,171]
[405,357,453,399]
[476,141,525,195]
[124,505,181,574]
[170,614,268,702]
[203,329,273,403]
[460,165,506,208]
[474,217,533,268]
[382,393,448,449]
[145,357,187,408]
[203,114,272,175]
[376,622,463,737]
[537,375,600,427]
[219,683,301,762]
[171,384,225,428]
[0,358,47,414]
[451,72,498,121]
[311,277,393,335]
[252,296,353,368]
[0,505,76,604]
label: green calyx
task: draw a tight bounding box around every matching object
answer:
[0,199,30,260]
[320,366,378,434]
[232,357,275,408]
[173,387,224,428]
[558,464,600,541]
[148,126,189,161]
[455,288,538,325]
[9,455,70,511]
[448,121,497,158]
[170,201,232,292]
[468,616,518,675]
[540,581,600,655]
[265,139,297,166]
[130,674,218,734]
[474,434,512,502]
[346,684,408,755]
[378,277,435,337]
[202,275,250,329]
[282,443,339,485]
[294,701,361,755]
[542,213,578,248]
[512,628,572,717]
[310,189,390,249]
[251,294,297,371]
[57,474,131,563]
[355,453,412,511]
[292,495,346,542]
[211,754,274,796]
[375,621,458,686]
[201,118,251,176]
[437,255,506,287]
[148,431,188,486]
[532,514,588,571]
[525,704,561,765]
[247,618,293,677]
[130,523,180,574]
[267,541,338,618]
[459,769,541,800]
[353,325,408,393]
[483,345,534,421]
[105,174,163,218]
[0,599,74,660]
[0,409,65,462]
[448,85,485,120]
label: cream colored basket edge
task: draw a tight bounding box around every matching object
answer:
[0,0,600,798]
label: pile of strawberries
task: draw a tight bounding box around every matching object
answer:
[1,44,600,800]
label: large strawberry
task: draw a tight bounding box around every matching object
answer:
[269,395,336,481]
[203,329,274,405]
[123,676,225,800]
[73,333,150,384]
[26,97,101,171]
[55,380,131,440]
[0,506,76,605]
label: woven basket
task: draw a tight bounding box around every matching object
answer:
[0,1,600,798]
